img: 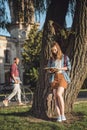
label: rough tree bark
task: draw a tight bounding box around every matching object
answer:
[65,0,87,112]
[31,0,70,118]
[31,0,87,118]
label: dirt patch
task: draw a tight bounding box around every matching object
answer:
[63,112,84,124]
[24,111,85,125]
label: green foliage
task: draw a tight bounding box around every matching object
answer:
[22,25,42,87]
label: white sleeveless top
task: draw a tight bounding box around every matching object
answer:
[54,59,62,73]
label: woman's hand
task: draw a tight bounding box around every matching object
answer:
[49,68,58,73]
[14,79,19,84]
[59,67,68,71]
[44,67,59,73]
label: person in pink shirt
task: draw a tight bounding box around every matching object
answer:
[3,57,24,106]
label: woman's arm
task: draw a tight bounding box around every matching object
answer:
[60,66,68,71]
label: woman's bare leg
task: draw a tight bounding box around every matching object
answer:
[56,87,65,116]
[53,89,61,116]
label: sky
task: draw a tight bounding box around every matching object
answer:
[37,10,73,30]
[0,0,11,37]
[0,0,73,36]
[39,14,72,30]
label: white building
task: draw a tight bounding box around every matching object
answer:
[0,1,40,84]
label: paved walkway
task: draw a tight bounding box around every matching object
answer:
[0,97,87,108]
[0,100,32,108]
[0,90,87,108]
[0,94,32,108]
[74,98,87,104]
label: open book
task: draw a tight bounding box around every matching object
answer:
[44,67,59,72]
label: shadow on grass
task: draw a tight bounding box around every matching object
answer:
[0,105,86,124]
[0,106,58,123]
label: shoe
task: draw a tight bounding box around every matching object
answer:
[61,115,66,121]
[57,116,62,122]
[18,102,25,106]
[3,99,8,107]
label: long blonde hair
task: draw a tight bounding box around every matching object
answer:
[51,41,63,60]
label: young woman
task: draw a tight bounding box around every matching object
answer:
[47,41,71,122]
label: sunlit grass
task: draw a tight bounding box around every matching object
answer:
[0,103,87,130]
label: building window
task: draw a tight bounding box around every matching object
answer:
[4,49,10,63]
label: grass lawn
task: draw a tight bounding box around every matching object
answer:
[0,103,87,130]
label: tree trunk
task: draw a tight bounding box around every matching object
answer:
[30,0,70,119]
[30,0,87,118]
[65,0,87,112]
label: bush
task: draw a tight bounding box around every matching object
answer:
[22,25,42,89]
